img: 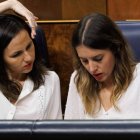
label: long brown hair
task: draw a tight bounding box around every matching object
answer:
[72,13,136,115]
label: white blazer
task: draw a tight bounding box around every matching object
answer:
[0,71,62,120]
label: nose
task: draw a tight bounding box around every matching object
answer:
[24,51,32,62]
[89,61,98,73]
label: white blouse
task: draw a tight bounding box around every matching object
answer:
[64,63,140,120]
[0,71,62,120]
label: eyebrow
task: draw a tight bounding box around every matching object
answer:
[26,41,33,49]
[10,41,33,55]
[79,54,103,59]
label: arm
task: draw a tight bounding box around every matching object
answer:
[0,0,38,38]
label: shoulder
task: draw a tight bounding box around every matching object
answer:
[135,63,140,71]
[43,71,60,86]
[69,70,78,89]
[134,63,140,77]
[42,71,61,95]
[45,70,60,80]
[129,63,140,86]
[70,70,77,81]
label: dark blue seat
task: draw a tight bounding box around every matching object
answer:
[116,21,140,61]
[1,120,140,139]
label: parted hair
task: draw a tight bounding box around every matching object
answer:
[72,12,136,115]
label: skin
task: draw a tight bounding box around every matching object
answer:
[76,44,115,85]
[3,29,35,84]
[76,44,116,111]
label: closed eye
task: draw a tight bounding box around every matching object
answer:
[26,42,33,50]
[81,59,88,64]
[92,55,103,62]
[11,51,22,58]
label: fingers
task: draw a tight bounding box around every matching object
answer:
[27,13,38,26]
[27,15,38,39]
[34,16,39,20]
[31,26,36,39]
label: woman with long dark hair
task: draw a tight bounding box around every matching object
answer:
[0,14,62,119]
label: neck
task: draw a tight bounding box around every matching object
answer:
[99,85,114,112]
[8,73,27,86]
[101,76,114,90]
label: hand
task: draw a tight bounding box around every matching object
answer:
[8,0,38,38]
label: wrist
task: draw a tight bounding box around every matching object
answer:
[7,0,18,10]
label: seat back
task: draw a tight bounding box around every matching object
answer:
[34,22,140,65]
[116,21,140,61]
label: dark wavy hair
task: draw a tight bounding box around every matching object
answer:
[72,12,136,115]
[0,14,47,101]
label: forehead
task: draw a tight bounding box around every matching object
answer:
[6,30,31,50]
[76,44,111,58]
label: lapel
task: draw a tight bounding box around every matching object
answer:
[18,77,34,101]
[0,78,34,119]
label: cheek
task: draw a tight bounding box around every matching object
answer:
[103,57,115,73]
[32,52,35,61]
[6,63,18,70]
[30,47,35,60]
[5,59,22,70]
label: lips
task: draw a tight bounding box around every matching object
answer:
[93,73,103,80]
[24,63,32,68]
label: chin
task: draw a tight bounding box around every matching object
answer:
[95,77,106,82]
[23,69,32,73]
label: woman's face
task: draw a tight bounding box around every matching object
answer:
[76,45,115,84]
[3,29,35,80]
